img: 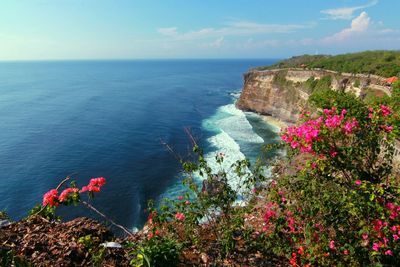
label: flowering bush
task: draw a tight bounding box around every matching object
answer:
[261,94,399,266]
[41,177,106,208]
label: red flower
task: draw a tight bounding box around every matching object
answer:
[380,105,392,117]
[297,246,304,255]
[42,189,59,207]
[80,177,106,193]
[175,212,185,221]
[58,187,78,202]
[329,240,335,250]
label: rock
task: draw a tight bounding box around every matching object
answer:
[236,70,304,124]
[236,68,390,123]
[100,241,122,248]
[0,219,11,228]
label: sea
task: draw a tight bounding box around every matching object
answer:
[0,59,280,230]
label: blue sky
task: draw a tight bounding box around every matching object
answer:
[1,0,399,60]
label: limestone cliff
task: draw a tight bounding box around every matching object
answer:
[236,70,305,123]
[236,68,390,124]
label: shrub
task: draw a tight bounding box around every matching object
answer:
[130,237,181,267]
[260,98,399,266]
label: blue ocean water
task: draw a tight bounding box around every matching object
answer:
[0,59,278,229]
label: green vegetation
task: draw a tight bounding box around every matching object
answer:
[260,50,400,77]
[272,70,301,104]
[304,75,332,94]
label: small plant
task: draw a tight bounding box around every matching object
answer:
[130,237,181,267]
[78,234,106,265]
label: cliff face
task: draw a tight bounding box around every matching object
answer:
[236,70,306,124]
[236,68,390,124]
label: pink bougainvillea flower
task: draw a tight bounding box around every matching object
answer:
[58,187,79,202]
[329,240,335,250]
[175,212,185,221]
[385,250,393,256]
[393,234,399,241]
[372,243,380,251]
[185,200,190,205]
[380,105,392,117]
[368,107,374,119]
[343,249,349,255]
[178,195,184,200]
[311,162,317,169]
[380,125,393,133]
[42,189,59,207]
[264,202,277,223]
[355,180,362,186]
[362,233,369,240]
[343,118,358,134]
[80,177,106,193]
[329,149,338,158]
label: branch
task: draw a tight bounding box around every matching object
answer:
[80,200,134,237]
[32,175,74,217]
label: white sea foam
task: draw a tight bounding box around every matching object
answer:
[161,102,276,205]
[200,104,264,192]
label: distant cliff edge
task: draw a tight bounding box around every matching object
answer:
[236,68,391,124]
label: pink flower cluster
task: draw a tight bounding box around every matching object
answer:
[42,177,106,207]
[380,105,392,117]
[368,201,400,256]
[175,212,185,221]
[264,202,277,224]
[380,125,393,133]
[386,202,400,220]
[281,107,359,155]
[59,187,79,202]
[281,117,322,153]
[80,177,106,193]
[343,118,359,134]
[42,189,59,207]
[286,211,296,233]
[324,109,346,128]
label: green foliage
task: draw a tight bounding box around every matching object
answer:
[260,50,400,77]
[309,89,367,119]
[272,70,301,104]
[78,234,106,265]
[140,143,270,263]
[0,250,32,267]
[258,54,330,70]
[354,79,361,88]
[27,204,59,221]
[304,75,332,93]
[130,237,181,267]
[0,210,10,220]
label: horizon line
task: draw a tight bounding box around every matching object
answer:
[0,57,283,63]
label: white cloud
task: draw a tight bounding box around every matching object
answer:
[157,27,178,37]
[157,20,314,41]
[210,37,224,48]
[321,0,378,20]
[324,11,371,42]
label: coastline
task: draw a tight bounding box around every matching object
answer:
[259,114,288,132]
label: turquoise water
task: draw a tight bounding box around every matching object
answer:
[0,59,278,229]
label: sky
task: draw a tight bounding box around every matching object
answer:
[1,0,399,60]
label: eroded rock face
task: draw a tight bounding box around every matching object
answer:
[236,69,391,124]
[236,70,305,124]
